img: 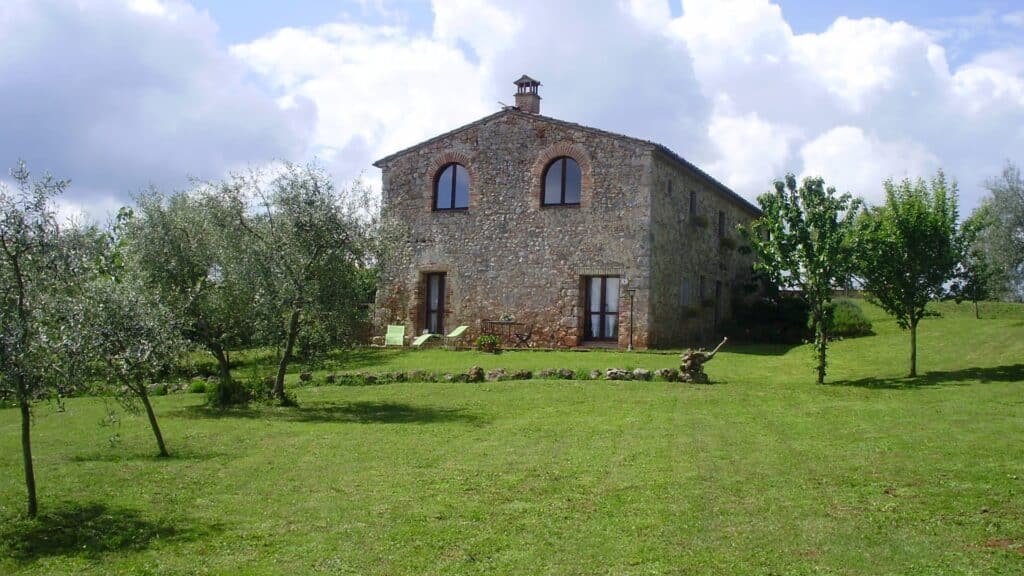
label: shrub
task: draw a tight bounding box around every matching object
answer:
[476,334,501,353]
[152,383,169,396]
[828,298,873,338]
[188,380,207,394]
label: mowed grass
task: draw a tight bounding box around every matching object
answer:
[1,300,1023,575]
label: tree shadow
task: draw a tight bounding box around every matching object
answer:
[0,503,215,561]
[829,364,1024,389]
[68,444,227,463]
[173,400,488,425]
[725,342,803,356]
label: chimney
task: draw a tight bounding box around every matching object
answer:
[513,74,541,114]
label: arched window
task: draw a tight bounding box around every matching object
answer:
[542,156,581,206]
[434,163,469,210]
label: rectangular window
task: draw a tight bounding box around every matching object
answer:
[718,210,726,238]
[584,276,619,341]
[424,272,445,334]
[680,278,691,307]
[699,275,706,300]
[689,190,697,216]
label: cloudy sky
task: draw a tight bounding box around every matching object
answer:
[3,0,1022,220]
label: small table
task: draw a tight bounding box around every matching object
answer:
[483,320,528,347]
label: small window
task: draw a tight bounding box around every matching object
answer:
[680,278,691,307]
[542,156,581,206]
[689,190,697,216]
[434,163,469,210]
[699,275,706,300]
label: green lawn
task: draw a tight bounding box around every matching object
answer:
[1,300,1023,574]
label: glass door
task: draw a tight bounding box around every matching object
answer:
[585,276,619,341]
[425,273,445,334]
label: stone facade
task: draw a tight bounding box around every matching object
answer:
[374,82,759,349]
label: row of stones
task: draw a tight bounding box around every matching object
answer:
[294,367,711,385]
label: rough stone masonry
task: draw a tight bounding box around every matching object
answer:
[373,76,760,349]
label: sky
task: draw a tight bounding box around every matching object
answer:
[2,0,1022,221]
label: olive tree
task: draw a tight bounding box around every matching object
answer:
[0,162,90,516]
[74,279,187,457]
[854,171,960,377]
[217,163,374,403]
[124,190,257,406]
[741,174,861,384]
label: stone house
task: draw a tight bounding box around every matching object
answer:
[373,76,760,349]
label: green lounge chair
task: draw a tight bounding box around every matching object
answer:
[411,333,437,347]
[385,325,405,346]
[444,325,469,349]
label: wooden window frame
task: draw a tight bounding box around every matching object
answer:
[541,156,582,207]
[433,163,469,211]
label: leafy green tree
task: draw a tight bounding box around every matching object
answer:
[0,162,91,517]
[123,190,256,407]
[854,171,960,377]
[950,208,997,318]
[217,163,375,403]
[742,174,861,384]
[74,279,187,457]
[971,162,1023,300]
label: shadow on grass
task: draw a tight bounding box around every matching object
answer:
[830,363,1024,389]
[173,400,487,425]
[724,342,803,356]
[1,503,214,561]
[68,444,227,463]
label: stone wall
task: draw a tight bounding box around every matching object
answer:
[375,110,653,348]
[646,150,758,347]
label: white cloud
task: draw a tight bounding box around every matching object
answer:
[705,97,802,194]
[230,21,493,184]
[0,0,314,220]
[800,126,940,203]
[1003,11,1024,28]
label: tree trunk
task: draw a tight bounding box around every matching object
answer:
[973,300,979,320]
[813,311,827,385]
[19,379,37,517]
[210,344,232,384]
[273,307,302,401]
[137,384,169,458]
[909,318,918,378]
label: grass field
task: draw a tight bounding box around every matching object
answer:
[1,300,1022,574]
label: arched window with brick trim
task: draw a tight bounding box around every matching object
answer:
[541,156,581,206]
[433,163,469,210]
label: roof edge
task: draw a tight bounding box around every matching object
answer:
[372,108,762,217]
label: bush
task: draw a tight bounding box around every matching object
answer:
[188,380,207,394]
[828,298,873,338]
[475,334,501,353]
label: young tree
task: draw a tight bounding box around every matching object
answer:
[218,163,374,403]
[971,161,1024,300]
[0,162,87,517]
[854,171,960,377]
[124,191,256,406]
[75,279,187,457]
[742,174,861,384]
[949,207,997,318]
